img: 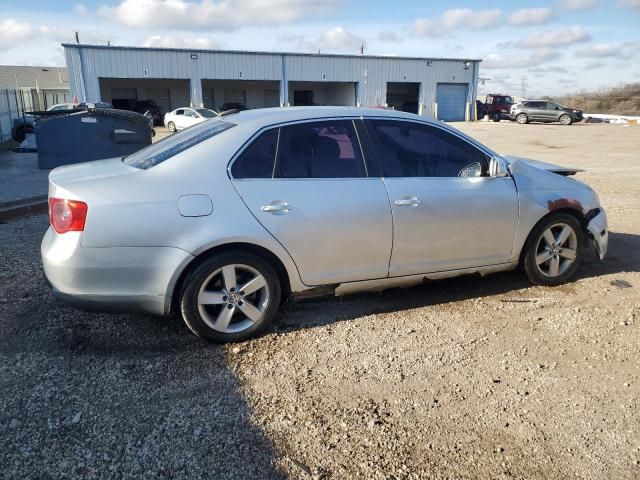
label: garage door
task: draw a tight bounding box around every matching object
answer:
[436,83,468,121]
[146,88,171,114]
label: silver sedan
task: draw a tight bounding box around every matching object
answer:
[42,107,608,342]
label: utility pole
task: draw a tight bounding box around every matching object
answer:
[521,75,528,99]
[75,32,80,44]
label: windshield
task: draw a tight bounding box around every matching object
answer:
[195,108,218,118]
[123,120,235,169]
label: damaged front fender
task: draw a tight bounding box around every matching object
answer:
[587,209,608,260]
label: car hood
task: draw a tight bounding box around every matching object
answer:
[501,155,583,176]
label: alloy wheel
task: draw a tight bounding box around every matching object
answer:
[534,222,578,278]
[197,264,270,333]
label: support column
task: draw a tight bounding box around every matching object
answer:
[190,54,203,108]
[280,54,289,107]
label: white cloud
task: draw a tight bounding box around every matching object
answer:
[99,0,342,30]
[582,61,604,69]
[413,8,501,37]
[142,35,219,50]
[0,19,32,51]
[618,0,640,10]
[279,27,364,53]
[318,27,363,51]
[515,26,590,48]
[557,0,599,10]
[74,4,89,15]
[508,8,553,26]
[378,30,400,43]
[482,48,561,69]
[575,42,632,57]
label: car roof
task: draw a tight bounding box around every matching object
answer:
[219,106,441,129]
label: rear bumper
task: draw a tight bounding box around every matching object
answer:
[41,227,193,316]
[587,209,608,260]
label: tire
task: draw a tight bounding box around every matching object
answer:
[492,113,501,122]
[559,114,573,126]
[180,251,282,343]
[523,213,584,286]
[151,129,156,137]
[167,121,176,133]
[516,113,528,125]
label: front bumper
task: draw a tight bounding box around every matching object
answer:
[587,209,608,260]
[41,227,193,315]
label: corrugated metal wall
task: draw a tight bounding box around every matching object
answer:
[64,45,479,119]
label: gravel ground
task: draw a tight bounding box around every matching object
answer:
[1,122,639,479]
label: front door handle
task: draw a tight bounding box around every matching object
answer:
[394,196,421,207]
[261,201,291,213]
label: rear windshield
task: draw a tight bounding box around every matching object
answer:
[124,120,235,169]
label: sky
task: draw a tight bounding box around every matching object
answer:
[1,0,639,97]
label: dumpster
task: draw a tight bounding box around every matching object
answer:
[35,107,152,169]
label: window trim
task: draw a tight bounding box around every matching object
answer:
[362,117,495,179]
[227,117,372,180]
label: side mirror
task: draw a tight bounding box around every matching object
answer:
[489,156,509,178]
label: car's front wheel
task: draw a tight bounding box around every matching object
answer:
[559,114,573,125]
[523,213,584,286]
[516,113,528,124]
[167,121,177,132]
[180,252,281,343]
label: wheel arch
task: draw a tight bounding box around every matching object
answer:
[517,207,587,264]
[167,242,293,316]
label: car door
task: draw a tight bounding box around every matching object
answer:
[364,119,519,276]
[230,119,393,286]
[181,109,200,129]
[544,102,563,122]
[172,109,186,129]
[526,102,546,121]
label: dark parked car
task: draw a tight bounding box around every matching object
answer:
[219,102,248,112]
[511,100,583,125]
[130,100,163,126]
[484,94,514,121]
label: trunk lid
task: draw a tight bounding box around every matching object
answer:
[48,157,140,197]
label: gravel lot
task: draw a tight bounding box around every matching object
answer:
[1,122,639,479]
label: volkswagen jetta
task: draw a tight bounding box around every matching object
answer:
[42,107,608,342]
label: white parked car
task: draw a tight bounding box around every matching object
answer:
[164,107,218,132]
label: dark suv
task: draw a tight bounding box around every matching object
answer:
[511,100,583,125]
[484,94,514,121]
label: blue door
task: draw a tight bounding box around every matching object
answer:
[436,83,468,121]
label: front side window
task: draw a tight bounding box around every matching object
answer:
[545,102,561,110]
[367,120,488,178]
[274,120,366,178]
[175,109,184,115]
[231,129,278,179]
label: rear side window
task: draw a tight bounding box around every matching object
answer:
[274,120,366,178]
[231,129,278,179]
[366,120,488,178]
[124,120,235,169]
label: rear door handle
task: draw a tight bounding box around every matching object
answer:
[261,201,291,213]
[394,196,421,207]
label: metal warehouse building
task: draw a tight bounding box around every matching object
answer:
[64,44,480,122]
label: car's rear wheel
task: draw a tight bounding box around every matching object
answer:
[516,113,528,124]
[492,112,501,122]
[523,213,584,286]
[559,114,573,125]
[168,121,176,132]
[180,252,281,343]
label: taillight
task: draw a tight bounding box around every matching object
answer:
[49,198,88,234]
